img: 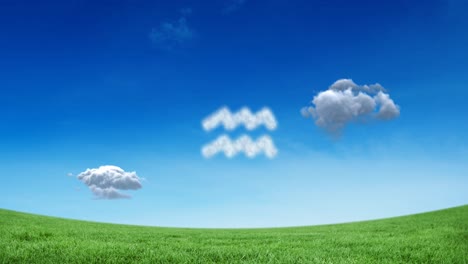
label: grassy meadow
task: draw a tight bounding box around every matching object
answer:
[0,205,467,263]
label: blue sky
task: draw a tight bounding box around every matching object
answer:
[1,0,467,227]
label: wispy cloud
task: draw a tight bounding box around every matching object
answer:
[223,0,247,14]
[179,7,192,16]
[202,134,278,158]
[77,165,142,199]
[202,107,277,131]
[149,8,195,49]
[302,79,400,136]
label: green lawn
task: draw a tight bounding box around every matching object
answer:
[1,205,467,263]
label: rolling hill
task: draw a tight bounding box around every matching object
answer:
[1,205,467,263]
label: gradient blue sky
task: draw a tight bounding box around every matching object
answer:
[1,0,467,227]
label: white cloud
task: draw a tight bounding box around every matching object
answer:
[202,134,278,158]
[302,79,400,135]
[202,107,277,131]
[77,165,142,199]
[67,172,73,177]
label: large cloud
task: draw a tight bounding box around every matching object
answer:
[302,79,400,135]
[77,165,142,199]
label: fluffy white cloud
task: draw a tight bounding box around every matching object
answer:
[302,79,400,135]
[202,134,278,159]
[77,165,142,199]
[202,107,277,131]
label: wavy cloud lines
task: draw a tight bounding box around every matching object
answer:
[202,107,277,131]
[202,135,277,159]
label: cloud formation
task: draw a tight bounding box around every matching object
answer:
[223,0,247,14]
[149,9,195,49]
[302,79,400,135]
[77,165,142,199]
[180,7,192,16]
[202,135,278,158]
[203,107,277,131]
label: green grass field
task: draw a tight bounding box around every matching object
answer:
[1,205,467,263]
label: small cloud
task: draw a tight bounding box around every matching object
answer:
[302,79,400,136]
[223,0,247,14]
[77,165,142,199]
[149,9,195,50]
[67,172,73,177]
